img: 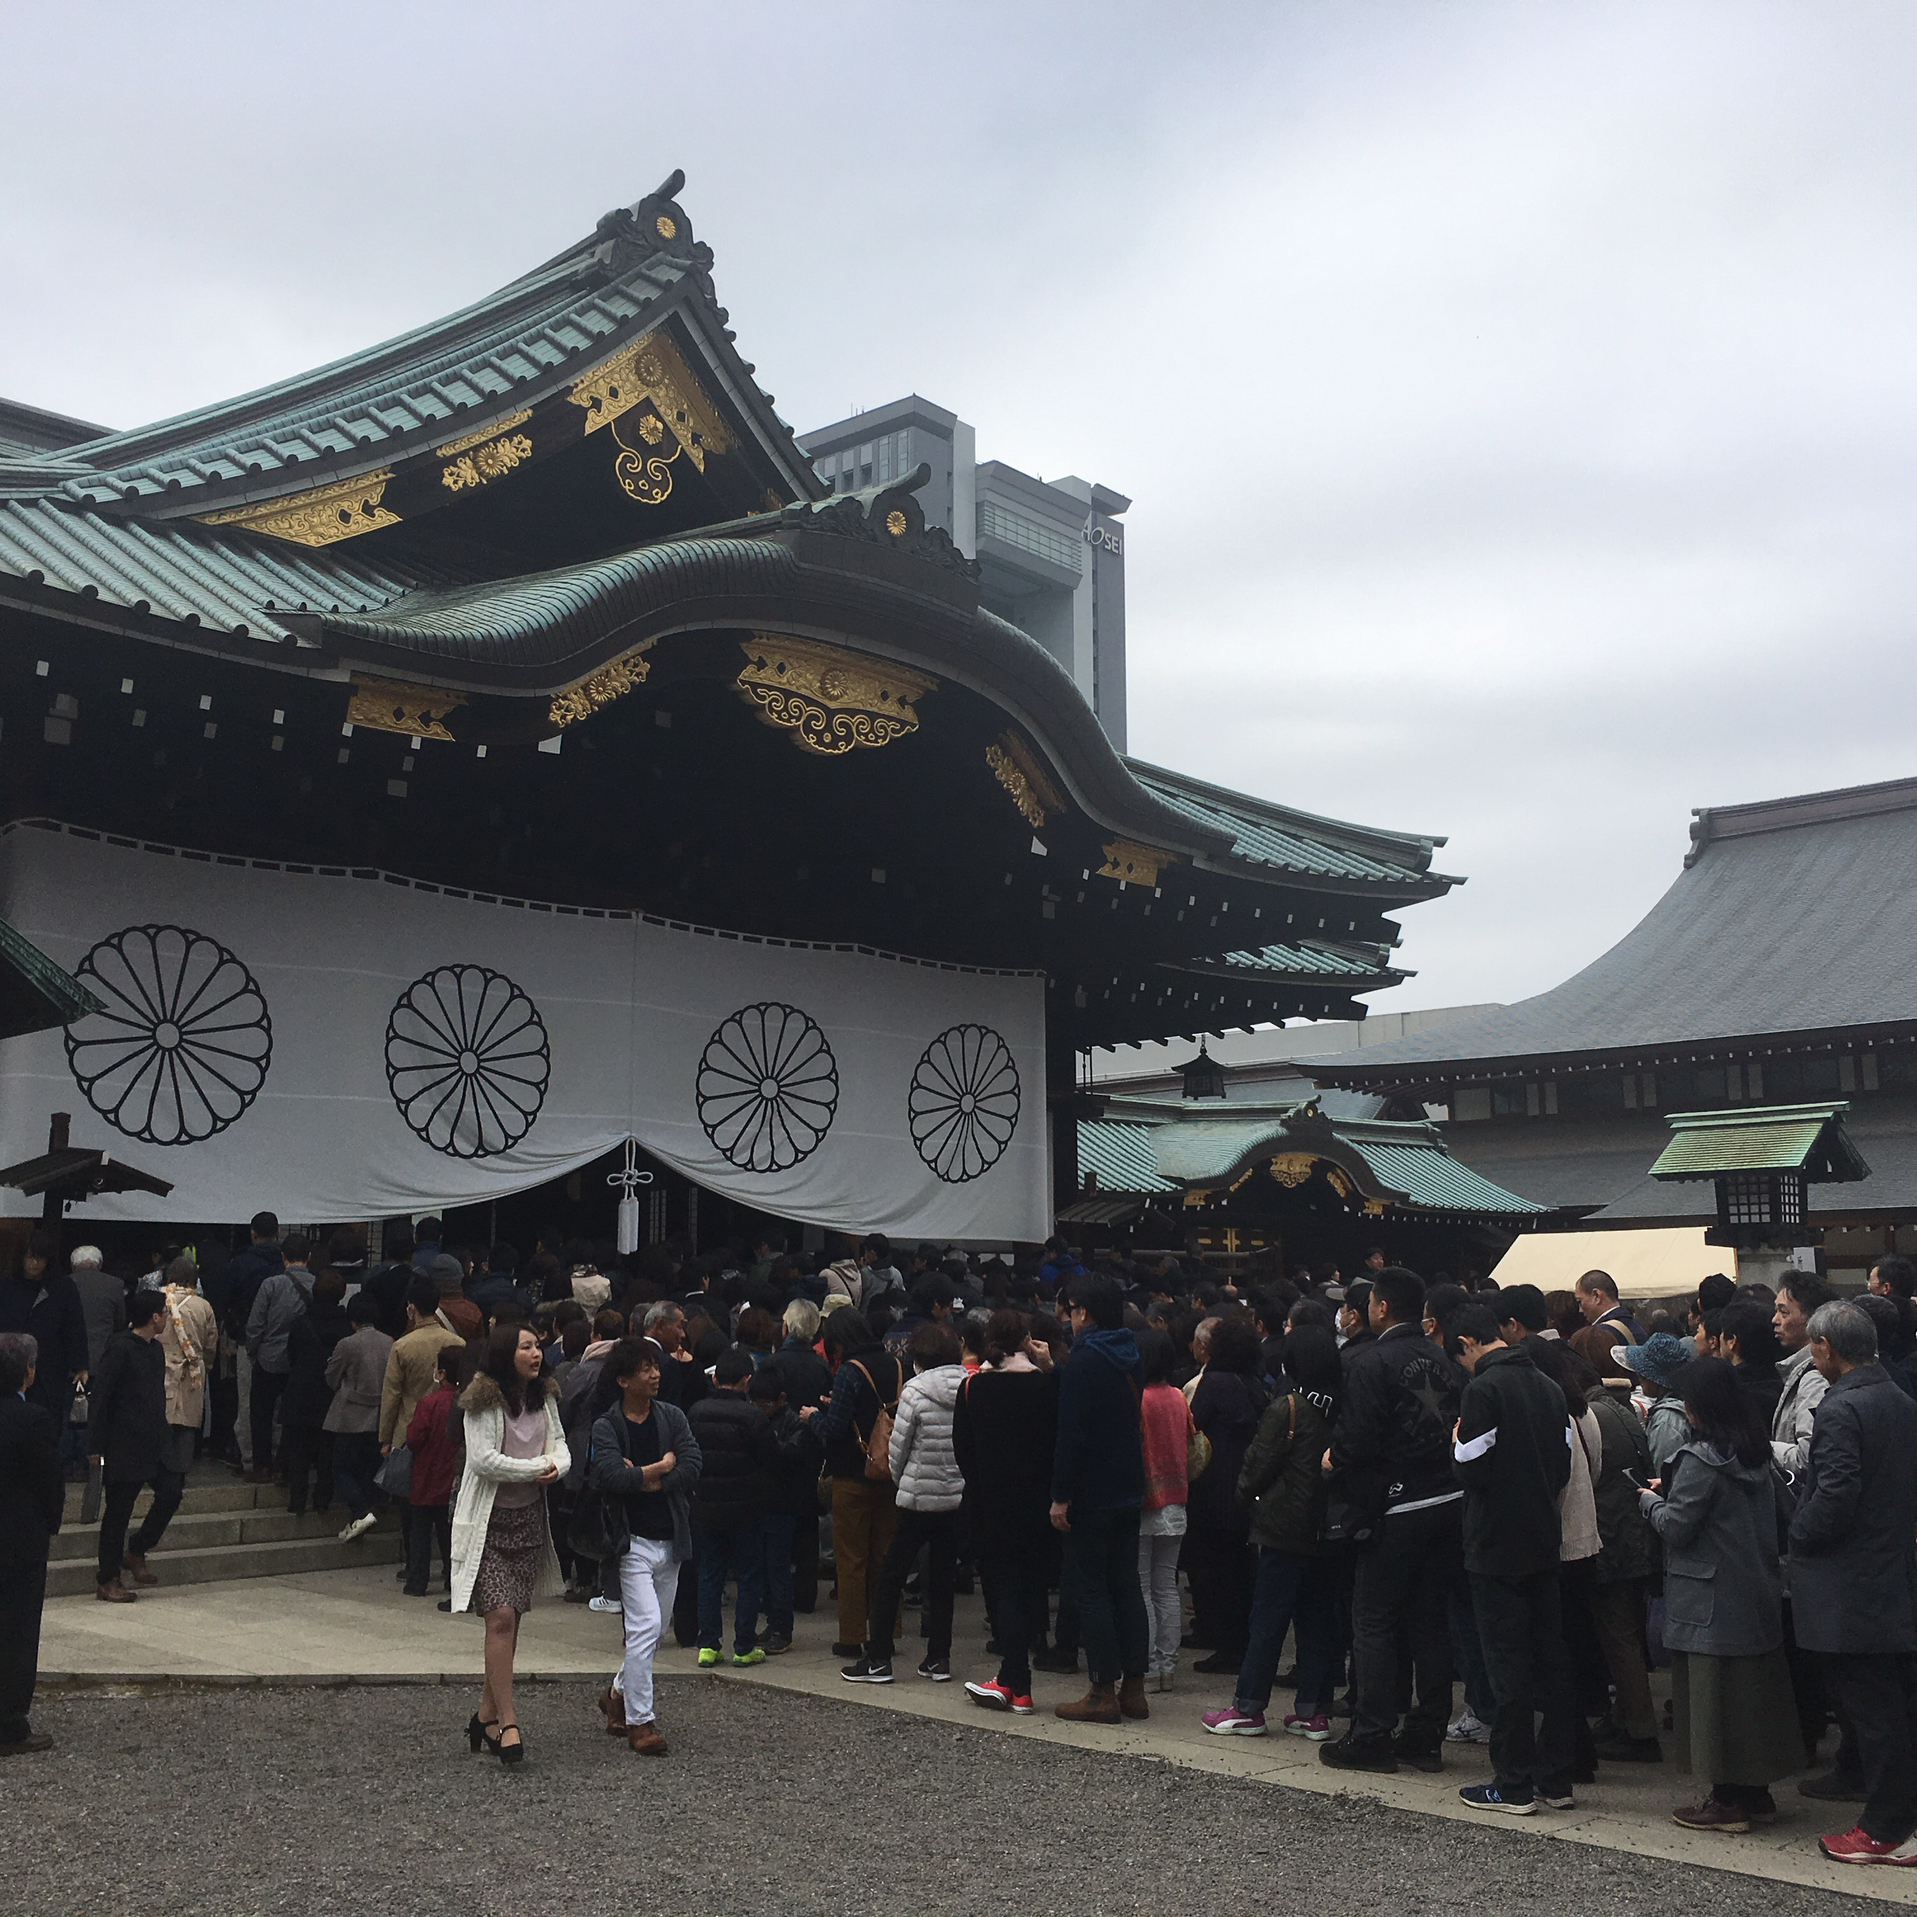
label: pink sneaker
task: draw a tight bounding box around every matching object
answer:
[1201,1706,1268,1737]
[1819,1826,1917,1866]
[1284,1713,1333,1741]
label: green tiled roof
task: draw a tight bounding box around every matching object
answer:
[0,916,102,1039]
[1649,1103,1870,1184]
[1078,1119,1177,1194]
[1079,1099,1544,1219]
[0,499,450,639]
[1131,762,1457,894]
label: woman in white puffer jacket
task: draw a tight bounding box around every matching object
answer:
[840,1323,968,1686]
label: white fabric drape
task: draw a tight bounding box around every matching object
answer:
[0,823,1048,1239]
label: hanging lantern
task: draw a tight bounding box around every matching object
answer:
[608,1138,655,1255]
[1180,1038,1227,1101]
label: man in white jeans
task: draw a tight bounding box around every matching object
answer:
[588,1338,701,1756]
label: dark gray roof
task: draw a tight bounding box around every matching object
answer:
[1310,776,1917,1078]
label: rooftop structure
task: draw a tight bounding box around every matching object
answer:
[0,171,1463,1238]
[1306,777,1917,1275]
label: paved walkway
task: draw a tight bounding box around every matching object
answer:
[38,1566,1914,1905]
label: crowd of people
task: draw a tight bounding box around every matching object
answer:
[7,1219,1917,1872]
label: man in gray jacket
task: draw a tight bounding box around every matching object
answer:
[1792,1301,1917,1867]
[244,1233,315,1484]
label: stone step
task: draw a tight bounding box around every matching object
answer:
[46,1523,405,1598]
[50,1504,397,1562]
[62,1473,271,1523]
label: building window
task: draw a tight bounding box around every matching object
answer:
[1557,1076,1626,1118]
[977,500,1083,571]
[1490,1085,1528,1118]
[1453,1087,1491,1122]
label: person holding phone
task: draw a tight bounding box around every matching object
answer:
[451,1323,571,1763]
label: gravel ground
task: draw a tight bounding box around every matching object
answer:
[12,1680,1897,1917]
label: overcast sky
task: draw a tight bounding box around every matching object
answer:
[5,3,1912,1016]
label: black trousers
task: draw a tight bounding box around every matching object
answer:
[791,1510,820,1614]
[980,1544,1052,1692]
[1351,1501,1461,1750]
[281,1424,333,1515]
[1061,1506,1148,1686]
[404,1503,452,1594]
[868,1508,957,1663]
[1184,1527,1255,1662]
[1473,1568,1578,1798]
[1824,1653,1917,1845]
[0,1560,45,1744]
[249,1367,288,1473]
[98,1471,184,1585]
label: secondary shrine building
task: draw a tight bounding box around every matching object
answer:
[0,173,1463,1251]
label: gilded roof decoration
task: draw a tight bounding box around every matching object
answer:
[441,431,533,493]
[736,633,935,757]
[199,471,400,548]
[548,641,658,729]
[345,676,466,741]
[1099,838,1174,888]
[985,731,1063,833]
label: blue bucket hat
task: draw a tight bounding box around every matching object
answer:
[1613,1331,1694,1388]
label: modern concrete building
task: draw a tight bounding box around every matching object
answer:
[797,397,1131,750]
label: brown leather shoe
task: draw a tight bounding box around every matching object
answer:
[96,1580,136,1604]
[1118,1675,1150,1721]
[598,1687,627,1735]
[1055,1683,1121,1725]
[123,1551,158,1587]
[627,1721,668,1756]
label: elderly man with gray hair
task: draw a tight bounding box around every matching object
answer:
[1790,1299,1917,1867]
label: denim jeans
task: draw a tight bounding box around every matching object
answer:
[761,1511,797,1638]
[695,1520,767,1654]
[1235,1546,1342,1716]
[1061,1505,1148,1686]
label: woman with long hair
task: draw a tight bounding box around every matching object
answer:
[1202,1326,1342,1738]
[451,1322,569,1763]
[954,1307,1058,1713]
[1640,1354,1800,1832]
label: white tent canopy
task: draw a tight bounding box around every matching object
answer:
[1491,1226,1732,1301]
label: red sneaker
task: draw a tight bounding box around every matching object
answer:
[1819,1826,1917,1866]
[964,1680,1014,1711]
[1009,1694,1036,1715]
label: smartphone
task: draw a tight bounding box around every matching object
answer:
[1623,1468,1652,1492]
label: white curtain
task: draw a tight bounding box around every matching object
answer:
[0,822,1048,1239]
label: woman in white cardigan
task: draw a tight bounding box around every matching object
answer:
[452,1324,570,1764]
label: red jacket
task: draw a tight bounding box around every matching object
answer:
[403,1383,460,1507]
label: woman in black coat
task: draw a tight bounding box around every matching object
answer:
[281,1269,351,1517]
[1184,1317,1270,1674]
[952,1308,1058,1710]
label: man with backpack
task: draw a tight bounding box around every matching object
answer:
[803,1311,902,1659]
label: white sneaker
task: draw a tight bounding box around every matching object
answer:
[1446,1711,1493,1745]
[338,1514,378,1542]
[587,1595,623,1614]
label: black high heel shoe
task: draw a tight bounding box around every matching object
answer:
[494,1721,525,1765]
[467,1712,498,1753]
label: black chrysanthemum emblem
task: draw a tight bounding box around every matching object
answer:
[909,1025,1020,1183]
[696,1003,838,1172]
[386,964,550,1159]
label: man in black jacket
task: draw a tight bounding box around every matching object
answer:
[1790,1300,1917,1866]
[88,1292,179,1603]
[0,1230,89,1431]
[1449,1302,1576,1815]
[0,1332,63,1753]
[1322,1265,1464,1773]
[688,1348,779,1666]
[1049,1271,1149,1726]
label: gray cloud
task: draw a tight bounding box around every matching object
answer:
[4,1,1912,1011]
